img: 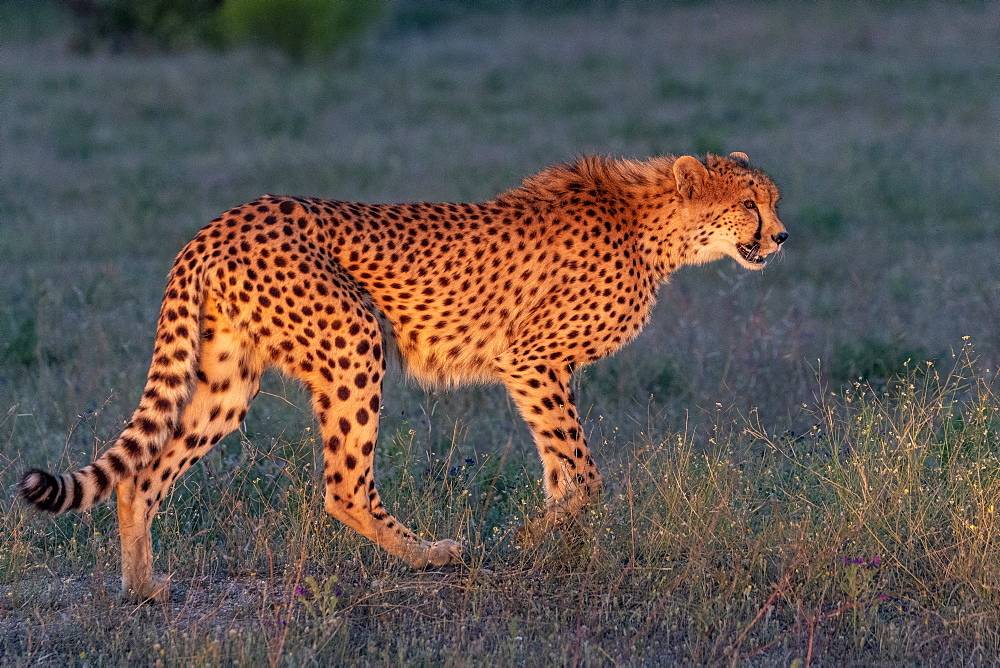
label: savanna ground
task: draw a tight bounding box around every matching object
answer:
[1,1,999,664]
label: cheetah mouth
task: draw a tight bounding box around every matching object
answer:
[736,242,767,267]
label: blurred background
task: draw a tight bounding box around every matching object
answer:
[1,1,999,662]
[2,0,997,451]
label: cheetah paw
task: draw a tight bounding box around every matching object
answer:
[420,539,464,567]
[516,512,564,547]
[516,519,554,548]
[123,574,170,603]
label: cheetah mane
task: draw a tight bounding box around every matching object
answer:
[499,155,679,205]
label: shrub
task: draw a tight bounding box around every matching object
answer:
[63,0,224,52]
[215,0,382,61]
[1,313,40,369]
[831,337,932,383]
[61,0,383,59]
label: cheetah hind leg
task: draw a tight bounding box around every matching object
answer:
[296,347,463,567]
[116,476,171,602]
[117,305,261,601]
[309,369,465,568]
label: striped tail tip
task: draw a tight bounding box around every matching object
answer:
[19,468,64,513]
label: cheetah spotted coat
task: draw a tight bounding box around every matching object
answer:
[21,152,787,600]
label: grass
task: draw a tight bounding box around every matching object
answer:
[1,0,999,664]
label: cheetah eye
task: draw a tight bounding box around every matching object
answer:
[743,199,756,210]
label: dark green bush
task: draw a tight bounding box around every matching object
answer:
[63,0,224,52]
[831,337,932,383]
[62,0,383,59]
[215,0,382,61]
[1,313,40,369]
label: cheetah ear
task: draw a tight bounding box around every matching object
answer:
[729,151,750,163]
[673,155,709,200]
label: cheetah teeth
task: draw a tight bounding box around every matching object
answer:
[736,243,766,265]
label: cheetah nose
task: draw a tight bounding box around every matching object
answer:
[772,232,788,245]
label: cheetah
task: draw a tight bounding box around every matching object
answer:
[20,152,787,601]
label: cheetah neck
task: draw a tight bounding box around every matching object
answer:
[634,197,691,283]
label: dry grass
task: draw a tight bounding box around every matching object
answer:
[1,1,999,664]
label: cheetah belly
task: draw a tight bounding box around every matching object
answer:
[373,306,511,388]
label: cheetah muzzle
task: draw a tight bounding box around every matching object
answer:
[20,152,787,601]
[736,242,766,266]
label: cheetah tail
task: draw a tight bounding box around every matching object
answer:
[20,250,206,514]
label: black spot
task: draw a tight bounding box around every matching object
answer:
[356,408,369,425]
[120,437,142,456]
[91,463,109,490]
[136,417,158,435]
[107,454,127,475]
[210,379,231,393]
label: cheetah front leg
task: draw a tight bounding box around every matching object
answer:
[497,359,602,544]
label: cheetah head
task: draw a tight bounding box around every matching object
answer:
[673,152,788,270]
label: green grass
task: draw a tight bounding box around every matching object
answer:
[2,1,1000,664]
